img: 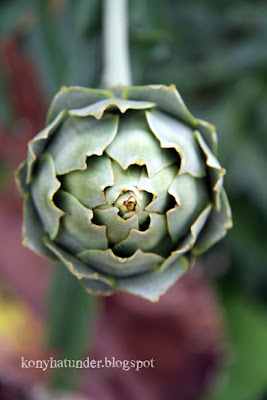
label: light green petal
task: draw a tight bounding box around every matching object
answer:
[15,161,29,195]
[44,239,115,295]
[22,193,58,260]
[138,164,179,213]
[146,110,205,177]
[54,190,108,254]
[116,256,189,301]
[193,188,233,254]
[195,130,225,210]
[27,110,67,183]
[46,86,113,124]
[105,111,176,177]
[31,153,64,239]
[93,205,139,246]
[105,161,142,205]
[47,114,118,175]
[81,279,115,296]
[60,154,114,209]
[167,174,209,243]
[197,119,218,156]
[113,214,169,256]
[78,248,164,277]
[176,204,212,252]
[159,204,212,272]
[123,85,197,127]
[137,210,150,228]
[70,98,156,119]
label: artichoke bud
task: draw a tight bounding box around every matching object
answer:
[15,84,232,301]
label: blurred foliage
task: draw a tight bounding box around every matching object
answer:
[0,158,9,190]
[207,292,267,400]
[46,265,97,391]
[0,0,267,398]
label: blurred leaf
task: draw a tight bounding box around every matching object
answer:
[46,264,97,391]
[73,0,101,36]
[0,69,14,124]
[0,1,35,36]
[229,142,267,217]
[207,292,267,400]
[57,0,102,87]
[25,0,102,99]
[0,159,10,191]
[222,203,267,302]
[26,4,68,99]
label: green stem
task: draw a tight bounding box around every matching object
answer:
[102,0,131,87]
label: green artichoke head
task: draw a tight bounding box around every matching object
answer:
[16,84,232,301]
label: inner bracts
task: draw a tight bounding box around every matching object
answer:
[116,191,142,218]
[123,194,137,212]
[32,107,212,262]
[68,158,180,258]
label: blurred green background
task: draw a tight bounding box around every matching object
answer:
[0,0,267,399]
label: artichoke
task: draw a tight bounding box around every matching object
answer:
[16,84,232,301]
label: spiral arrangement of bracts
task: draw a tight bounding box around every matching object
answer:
[16,85,232,301]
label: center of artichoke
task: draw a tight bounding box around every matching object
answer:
[124,196,137,212]
[114,191,140,219]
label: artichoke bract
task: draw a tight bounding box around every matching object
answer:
[16,84,232,301]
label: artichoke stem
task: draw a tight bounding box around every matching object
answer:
[102,0,132,88]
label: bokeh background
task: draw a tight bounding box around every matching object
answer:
[0,0,267,399]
